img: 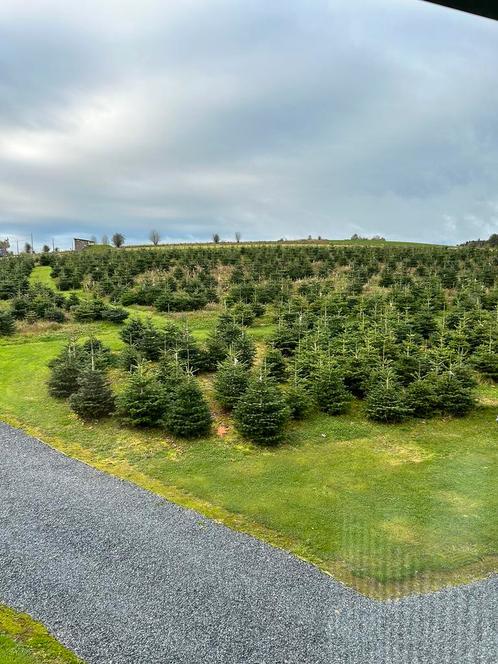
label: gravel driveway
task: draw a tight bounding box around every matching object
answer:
[0,422,495,663]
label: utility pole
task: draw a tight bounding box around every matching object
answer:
[52,238,55,252]
[16,239,19,255]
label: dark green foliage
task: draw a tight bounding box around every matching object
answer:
[166,377,212,438]
[394,352,426,386]
[135,324,165,361]
[47,353,81,398]
[366,379,410,423]
[410,311,437,339]
[44,307,66,323]
[5,241,498,429]
[214,358,249,410]
[343,355,375,397]
[226,302,255,326]
[9,284,66,322]
[155,354,186,413]
[69,368,115,420]
[233,375,290,445]
[203,333,229,371]
[435,373,475,417]
[120,318,165,360]
[405,378,440,418]
[263,347,287,382]
[156,354,184,391]
[230,332,256,367]
[271,324,300,356]
[119,345,142,372]
[101,306,129,323]
[285,383,312,420]
[81,337,114,369]
[72,299,106,322]
[312,364,351,415]
[471,349,498,382]
[117,368,167,426]
[64,293,80,310]
[120,317,147,345]
[0,311,15,336]
[203,319,255,369]
[0,256,33,299]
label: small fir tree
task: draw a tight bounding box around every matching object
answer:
[285,382,312,420]
[231,333,256,367]
[405,378,439,418]
[0,311,15,336]
[233,374,290,445]
[312,364,351,415]
[435,373,475,417]
[471,349,498,382]
[69,367,115,420]
[136,323,165,361]
[117,366,167,427]
[366,373,410,423]
[263,347,287,382]
[48,353,81,398]
[119,317,147,346]
[343,355,375,398]
[166,377,212,438]
[214,357,249,410]
[203,332,228,371]
[119,345,142,372]
[81,337,114,369]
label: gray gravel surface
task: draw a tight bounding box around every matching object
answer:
[0,422,496,663]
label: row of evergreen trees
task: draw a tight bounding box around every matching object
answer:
[46,327,478,449]
[47,338,289,442]
[39,243,498,316]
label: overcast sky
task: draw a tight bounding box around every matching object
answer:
[1,0,497,249]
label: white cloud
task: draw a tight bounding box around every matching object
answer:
[0,0,497,247]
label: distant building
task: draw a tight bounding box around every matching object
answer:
[0,239,10,257]
[74,238,96,252]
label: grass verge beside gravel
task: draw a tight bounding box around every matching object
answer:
[0,605,81,664]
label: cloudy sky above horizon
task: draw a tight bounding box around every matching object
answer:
[1,0,497,249]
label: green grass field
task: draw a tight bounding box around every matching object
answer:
[1,299,496,598]
[0,605,81,664]
[29,265,57,289]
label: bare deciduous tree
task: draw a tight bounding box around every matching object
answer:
[212,233,220,244]
[235,232,241,243]
[112,233,125,248]
[101,234,109,245]
[150,229,161,246]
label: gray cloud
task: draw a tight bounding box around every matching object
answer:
[0,0,497,249]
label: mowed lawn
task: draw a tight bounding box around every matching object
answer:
[0,315,496,597]
[0,605,81,664]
